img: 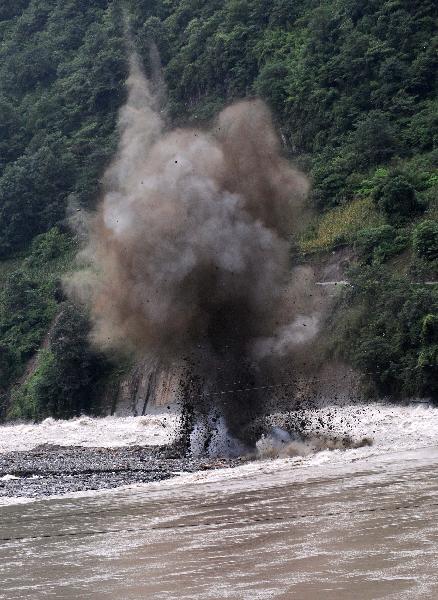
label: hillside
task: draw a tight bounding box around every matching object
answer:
[0,0,437,420]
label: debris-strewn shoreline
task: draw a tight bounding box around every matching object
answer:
[0,445,240,498]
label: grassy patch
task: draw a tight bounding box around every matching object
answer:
[300,198,384,254]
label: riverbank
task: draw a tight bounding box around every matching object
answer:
[1,402,437,501]
[0,444,240,498]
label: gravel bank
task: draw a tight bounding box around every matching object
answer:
[0,445,240,498]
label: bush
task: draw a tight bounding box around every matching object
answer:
[413,220,438,262]
[0,141,77,257]
[0,344,14,390]
[27,227,71,267]
[355,225,408,264]
[0,269,54,365]
[349,113,399,169]
[422,314,438,344]
[254,61,288,114]
[47,304,108,418]
[0,229,74,393]
[373,174,421,221]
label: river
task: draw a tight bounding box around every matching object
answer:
[1,403,438,599]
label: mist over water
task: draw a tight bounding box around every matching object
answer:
[68,54,319,446]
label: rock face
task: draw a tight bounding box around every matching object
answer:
[113,359,185,416]
[106,250,359,417]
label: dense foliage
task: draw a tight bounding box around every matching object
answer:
[0,0,126,257]
[128,0,437,210]
[0,0,126,418]
[0,228,72,393]
[0,0,437,417]
[332,266,438,399]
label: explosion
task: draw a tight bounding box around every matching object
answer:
[68,55,317,447]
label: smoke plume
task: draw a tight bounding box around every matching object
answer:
[68,55,313,445]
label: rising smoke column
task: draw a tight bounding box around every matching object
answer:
[69,55,310,445]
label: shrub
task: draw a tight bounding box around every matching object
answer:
[349,113,399,169]
[372,174,421,221]
[355,225,408,264]
[27,227,71,267]
[254,61,288,114]
[422,314,438,344]
[8,350,58,421]
[413,220,438,262]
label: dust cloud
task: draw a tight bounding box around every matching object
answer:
[68,54,321,446]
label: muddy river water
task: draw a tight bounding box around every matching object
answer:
[1,404,438,599]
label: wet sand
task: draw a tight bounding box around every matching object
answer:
[2,445,438,599]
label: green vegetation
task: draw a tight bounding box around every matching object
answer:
[0,0,126,258]
[331,266,438,400]
[0,228,110,419]
[8,304,110,420]
[0,227,111,419]
[300,198,383,253]
[0,0,437,416]
[0,228,73,391]
[128,0,437,207]
[413,220,438,262]
[0,1,126,419]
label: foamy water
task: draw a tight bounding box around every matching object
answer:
[267,402,438,453]
[147,401,438,492]
[0,402,435,455]
[0,412,179,453]
[3,403,438,599]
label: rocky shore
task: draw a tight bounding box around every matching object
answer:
[0,445,240,498]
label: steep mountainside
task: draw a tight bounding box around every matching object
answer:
[0,0,437,419]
